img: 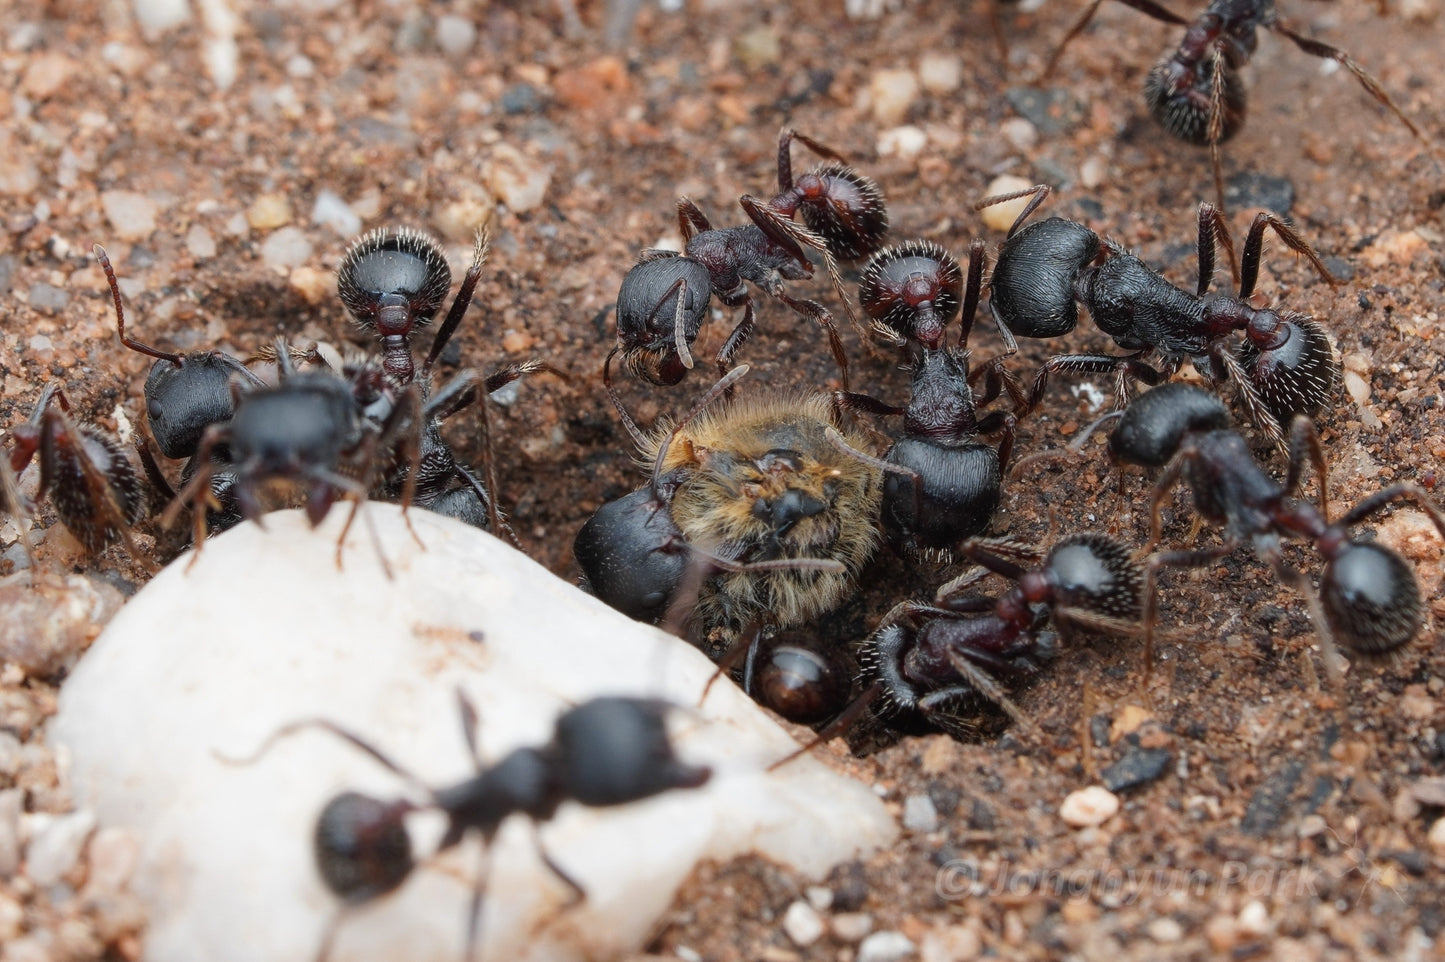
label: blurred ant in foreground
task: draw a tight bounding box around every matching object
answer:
[230,692,710,962]
[606,128,888,392]
[840,239,1025,561]
[5,384,149,564]
[1108,382,1445,680]
[977,185,1340,449]
[1043,0,1431,208]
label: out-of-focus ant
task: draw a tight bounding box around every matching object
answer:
[5,384,149,563]
[837,239,1024,561]
[1043,0,1432,208]
[976,184,1341,448]
[605,128,887,392]
[230,692,711,962]
[338,228,487,388]
[1108,382,1445,678]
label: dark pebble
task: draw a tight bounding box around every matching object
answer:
[967,796,997,832]
[0,254,15,295]
[827,860,870,912]
[927,781,961,818]
[1322,256,1354,283]
[1089,715,1111,749]
[1100,745,1173,792]
[1223,173,1294,215]
[28,283,69,314]
[501,82,545,115]
[1240,758,1304,837]
[1006,87,1085,135]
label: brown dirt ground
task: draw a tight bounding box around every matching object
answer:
[1,0,1443,960]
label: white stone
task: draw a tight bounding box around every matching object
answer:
[51,507,895,962]
[832,911,874,943]
[23,808,96,887]
[858,930,916,962]
[978,175,1036,233]
[1059,786,1119,828]
[869,68,920,127]
[0,789,21,876]
[260,226,315,269]
[902,793,939,833]
[435,15,477,56]
[310,189,362,238]
[920,925,981,962]
[782,900,825,947]
[877,125,928,161]
[100,190,159,241]
[1429,816,1445,856]
[917,53,962,94]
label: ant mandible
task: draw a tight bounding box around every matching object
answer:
[1108,382,1445,680]
[977,184,1341,449]
[605,128,887,393]
[231,692,710,962]
[1043,0,1430,209]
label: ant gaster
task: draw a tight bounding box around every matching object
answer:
[837,240,1023,562]
[6,384,148,560]
[977,185,1341,448]
[1108,382,1445,675]
[605,128,887,393]
[234,692,711,962]
[338,228,487,387]
[1044,0,1430,208]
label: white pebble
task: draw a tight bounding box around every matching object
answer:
[806,885,833,911]
[782,900,825,947]
[832,911,874,943]
[1000,117,1038,152]
[979,175,1036,232]
[1147,917,1184,942]
[1429,816,1445,856]
[1237,900,1271,936]
[186,224,217,260]
[259,226,314,269]
[917,52,962,93]
[1079,155,1108,189]
[0,732,20,778]
[902,793,939,833]
[484,143,550,213]
[435,15,477,56]
[86,827,141,894]
[870,68,920,127]
[1060,785,1119,828]
[100,189,159,241]
[310,189,362,238]
[51,507,897,962]
[132,0,190,36]
[877,125,928,161]
[920,925,981,962]
[858,931,917,962]
[0,789,21,876]
[23,808,96,887]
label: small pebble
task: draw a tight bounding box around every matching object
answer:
[1147,917,1184,943]
[288,266,331,305]
[1060,786,1119,828]
[0,732,20,777]
[979,175,1035,232]
[920,925,980,962]
[1005,86,1083,134]
[782,900,825,947]
[902,793,939,833]
[805,885,833,911]
[247,193,293,230]
[1236,900,1271,937]
[501,83,545,115]
[1000,117,1038,152]
[434,14,477,56]
[86,827,140,894]
[484,143,550,213]
[27,284,68,315]
[1109,705,1152,740]
[870,68,919,126]
[0,789,21,876]
[21,52,76,100]
[260,226,314,269]
[24,809,97,887]
[1100,746,1172,792]
[0,892,22,942]
[917,52,961,93]
[877,125,927,160]
[1079,155,1107,189]
[734,26,780,69]
[857,931,916,962]
[1223,172,1294,215]
[186,224,217,260]
[1427,816,1445,856]
[101,190,159,241]
[310,189,361,238]
[832,911,874,943]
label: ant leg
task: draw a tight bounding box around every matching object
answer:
[1140,547,1230,699]
[1282,415,1330,517]
[767,679,884,771]
[1206,49,1229,214]
[455,688,486,772]
[0,454,37,573]
[699,617,765,707]
[1212,346,1289,450]
[218,717,434,797]
[601,348,648,451]
[1272,23,1426,143]
[676,197,713,243]
[1026,351,1165,415]
[474,372,518,549]
[1238,210,1338,299]
[463,843,493,962]
[1196,203,1240,294]
[957,240,989,349]
[773,291,851,390]
[715,298,759,378]
[424,229,490,376]
[1146,453,1191,550]
[1042,0,1189,80]
[531,830,586,909]
[1264,544,1348,689]
[937,649,1038,737]
[1338,483,1445,539]
[823,424,920,521]
[973,184,1052,240]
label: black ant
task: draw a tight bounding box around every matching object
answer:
[338,228,487,388]
[1043,0,1431,208]
[96,245,263,462]
[976,184,1341,448]
[1108,382,1445,678]
[231,692,711,961]
[5,384,149,562]
[726,623,855,726]
[836,240,1024,562]
[605,128,887,392]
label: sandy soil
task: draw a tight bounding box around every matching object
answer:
[1,0,1443,960]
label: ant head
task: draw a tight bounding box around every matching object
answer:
[614,257,712,386]
[1041,533,1143,621]
[552,697,711,807]
[1109,383,1231,468]
[859,241,962,350]
[1236,315,1339,435]
[313,791,415,899]
[793,163,890,261]
[746,633,851,725]
[573,485,690,623]
[1143,56,1247,147]
[338,228,452,337]
[1321,540,1423,657]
